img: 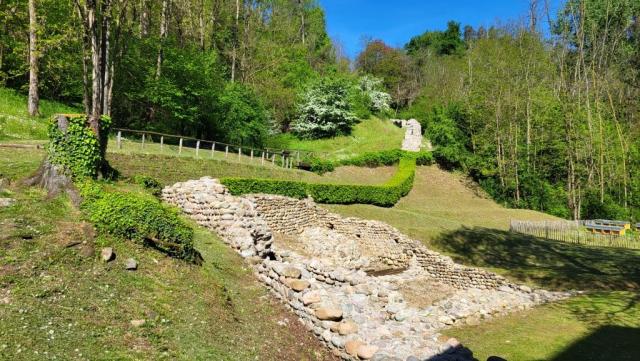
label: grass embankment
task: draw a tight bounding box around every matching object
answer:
[266,117,406,160]
[326,166,640,361]
[0,148,335,361]
[0,88,78,141]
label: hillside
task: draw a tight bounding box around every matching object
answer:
[266,118,406,161]
[0,88,78,141]
[0,147,336,361]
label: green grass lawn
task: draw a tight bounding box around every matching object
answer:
[0,87,78,141]
[0,149,335,361]
[324,165,640,361]
[266,117,406,160]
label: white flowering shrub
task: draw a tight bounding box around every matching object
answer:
[292,78,358,139]
[359,75,392,113]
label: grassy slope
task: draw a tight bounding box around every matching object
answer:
[0,88,78,141]
[325,166,640,361]
[0,148,336,361]
[267,118,406,160]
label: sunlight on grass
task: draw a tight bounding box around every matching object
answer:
[0,88,79,141]
[267,117,406,160]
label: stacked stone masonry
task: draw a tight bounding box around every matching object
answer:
[163,178,570,361]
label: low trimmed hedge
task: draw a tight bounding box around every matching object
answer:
[222,155,417,207]
[78,181,200,262]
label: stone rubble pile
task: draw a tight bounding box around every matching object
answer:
[162,178,570,361]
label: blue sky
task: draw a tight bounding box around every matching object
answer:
[318,0,563,59]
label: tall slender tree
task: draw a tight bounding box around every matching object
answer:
[27,0,39,116]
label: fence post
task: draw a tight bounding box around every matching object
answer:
[545,221,549,240]
[296,151,300,165]
[211,142,216,158]
[281,154,285,167]
[261,151,265,166]
[225,145,229,158]
[250,149,254,162]
[117,131,122,149]
[196,140,200,158]
[179,138,183,154]
[141,133,145,149]
[238,147,242,161]
[160,136,164,152]
[272,153,276,165]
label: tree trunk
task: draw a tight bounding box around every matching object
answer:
[299,0,305,45]
[28,0,39,117]
[156,0,168,79]
[140,0,149,37]
[24,115,79,202]
[231,0,239,82]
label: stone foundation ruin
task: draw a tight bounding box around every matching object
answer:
[162,177,568,360]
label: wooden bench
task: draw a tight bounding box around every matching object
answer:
[585,223,626,236]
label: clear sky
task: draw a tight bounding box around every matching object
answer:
[318,0,563,59]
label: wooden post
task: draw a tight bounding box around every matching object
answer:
[225,145,229,157]
[281,154,285,167]
[296,151,300,165]
[196,140,200,158]
[117,131,122,149]
[238,147,242,161]
[250,149,254,162]
[211,142,216,157]
[160,136,164,152]
[271,153,276,164]
[261,151,265,166]
[179,138,183,154]
[141,133,145,149]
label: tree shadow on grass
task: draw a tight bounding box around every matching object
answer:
[432,227,640,291]
[550,325,640,361]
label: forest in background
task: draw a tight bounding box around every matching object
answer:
[1,0,639,221]
[357,0,640,221]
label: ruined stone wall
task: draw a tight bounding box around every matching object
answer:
[162,178,565,361]
[248,195,324,234]
[161,178,273,258]
[250,194,508,289]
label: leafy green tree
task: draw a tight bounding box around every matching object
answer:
[216,83,270,146]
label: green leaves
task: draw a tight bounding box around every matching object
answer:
[78,180,197,262]
[46,115,108,178]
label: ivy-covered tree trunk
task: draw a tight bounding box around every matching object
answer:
[25,114,111,203]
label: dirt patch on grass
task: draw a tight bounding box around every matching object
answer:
[397,276,457,309]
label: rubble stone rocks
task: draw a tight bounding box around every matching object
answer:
[285,279,310,292]
[315,307,343,321]
[0,198,15,207]
[302,291,322,305]
[101,247,115,262]
[161,177,570,361]
[130,319,145,327]
[345,340,364,356]
[356,344,379,359]
[125,258,138,270]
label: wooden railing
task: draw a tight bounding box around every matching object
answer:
[111,128,326,169]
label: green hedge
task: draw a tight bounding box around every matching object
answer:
[78,181,200,263]
[222,156,417,207]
